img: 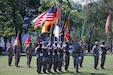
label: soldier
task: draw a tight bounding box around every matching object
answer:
[6,43,13,66]
[79,41,85,67]
[100,41,107,69]
[57,41,64,72]
[92,41,99,70]
[47,41,53,73]
[52,41,58,72]
[35,42,43,74]
[24,43,34,67]
[42,41,48,73]
[63,41,70,71]
[72,40,81,73]
[14,41,21,67]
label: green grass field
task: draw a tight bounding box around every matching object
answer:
[0,53,113,75]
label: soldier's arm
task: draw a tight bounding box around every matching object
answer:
[35,46,39,54]
[6,47,10,55]
[24,46,28,53]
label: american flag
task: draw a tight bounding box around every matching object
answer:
[33,12,46,28]
[43,6,54,21]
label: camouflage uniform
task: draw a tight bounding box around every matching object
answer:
[79,41,85,67]
[52,42,58,72]
[100,41,107,69]
[42,42,48,73]
[92,41,99,69]
[63,42,70,71]
[57,41,64,72]
[6,43,13,66]
[35,43,43,73]
[47,42,53,73]
[14,44,21,67]
[24,43,34,67]
[72,40,81,73]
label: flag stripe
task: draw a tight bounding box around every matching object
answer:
[105,11,111,35]
[33,12,46,29]
[33,12,46,23]
[43,7,54,21]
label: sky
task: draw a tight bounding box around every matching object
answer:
[72,0,98,6]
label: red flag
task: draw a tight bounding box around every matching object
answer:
[105,11,111,35]
[65,18,70,41]
[33,12,46,29]
[68,18,70,30]
[14,36,19,48]
[65,29,70,41]
[24,35,31,46]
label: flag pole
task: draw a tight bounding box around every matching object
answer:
[50,1,57,43]
[62,5,68,42]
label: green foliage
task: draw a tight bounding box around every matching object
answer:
[82,0,113,45]
[69,10,83,40]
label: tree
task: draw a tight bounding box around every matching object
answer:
[0,0,74,50]
[82,0,113,51]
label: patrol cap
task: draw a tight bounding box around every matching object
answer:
[102,40,105,44]
[75,39,79,43]
[95,41,98,45]
[59,41,62,43]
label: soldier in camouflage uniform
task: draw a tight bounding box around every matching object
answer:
[52,41,58,72]
[79,41,85,67]
[35,42,43,74]
[47,41,53,73]
[6,43,13,66]
[100,41,107,69]
[57,41,64,72]
[14,42,21,67]
[63,41,70,71]
[72,40,81,73]
[42,41,48,73]
[92,41,99,70]
[24,43,34,67]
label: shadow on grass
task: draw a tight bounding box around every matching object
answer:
[14,65,36,69]
[48,71,106,75]
[84,53,93,56]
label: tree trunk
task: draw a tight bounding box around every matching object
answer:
[3,36,7,51]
